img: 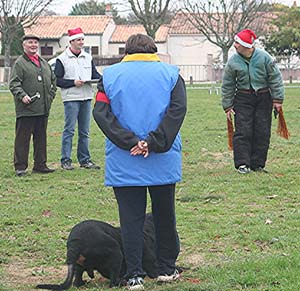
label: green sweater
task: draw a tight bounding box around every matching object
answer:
[9,54,57,118]
[221,48,284,111]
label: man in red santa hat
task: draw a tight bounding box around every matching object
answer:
[221,29,285,174]
[55,27,101,170]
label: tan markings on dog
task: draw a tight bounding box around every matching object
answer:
[76,255,86,266]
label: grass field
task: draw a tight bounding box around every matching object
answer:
[0,86,299,291]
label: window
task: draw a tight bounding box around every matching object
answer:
[118,47,125,55]
[41,46,53,56]
[91,46,99,55]
[83,47,90,53]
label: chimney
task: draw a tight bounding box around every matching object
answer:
[105,4,112,16]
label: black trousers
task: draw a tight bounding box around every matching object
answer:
[14,116,48,171]
[113,184,180,279]
[233,91,273,169]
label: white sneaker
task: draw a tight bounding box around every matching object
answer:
[127,276,144,290]
[157,269,180,283]
[237,165,250,174]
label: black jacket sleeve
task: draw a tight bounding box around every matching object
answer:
[93,102,140,150]
[93,77,139,150]
[145,75,187,153]
[91,61,101,79]
[93,75,187,153]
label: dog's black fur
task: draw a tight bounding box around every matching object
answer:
[36,214,158,290]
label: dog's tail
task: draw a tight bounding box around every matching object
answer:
[176,265,190,273]
[36,264,74,290]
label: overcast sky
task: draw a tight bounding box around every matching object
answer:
[50,0,298,16]
[50,0,131,15]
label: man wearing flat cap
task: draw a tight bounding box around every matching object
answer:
[9,34,57,176]
[22,34,40,41]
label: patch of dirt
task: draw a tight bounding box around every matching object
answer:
[3,259,110,290]
[202,162,226,170]
[3,260,67,289]
[183,253,205,267]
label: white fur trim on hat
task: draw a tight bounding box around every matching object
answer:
[234,35,253,48]
[69,33,84,41]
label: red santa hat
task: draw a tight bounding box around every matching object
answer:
[68,27,84,41]
[234,29,257,48]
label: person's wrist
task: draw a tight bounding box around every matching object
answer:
[224,107,233,113]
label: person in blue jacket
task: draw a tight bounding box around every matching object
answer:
[93,34,187,290]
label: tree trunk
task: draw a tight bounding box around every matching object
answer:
[222,47,229,65]
[3,36,11,84]
[288,57,292,84]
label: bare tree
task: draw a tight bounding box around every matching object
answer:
[182,0,269,64]
[127,0,172,38]
[0,0,53,83]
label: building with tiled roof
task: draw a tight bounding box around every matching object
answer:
[108,24,170,61]
[109,24,169,43]
[165,10,275,75]
[1,11,278,82]
[25,15,115,57]
[164,11,223,74]
[25,15,112,39]
[168,12,200,35]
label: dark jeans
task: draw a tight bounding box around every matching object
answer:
[61,100,91,164]
[113,184,180,279]
[233,91,273,169]
[14,116,48,171]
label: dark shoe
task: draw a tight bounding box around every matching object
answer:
[237,165,250,174]
[252,166,268,173]
[157,269,180,283]
[127,276,144,290]
[32,166,55,174]
[80,160,100,169]
[15,169,27,177]
[61,160,74,170]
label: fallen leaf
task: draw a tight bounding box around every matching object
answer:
[265,219,272,225]
[187,278,202,284]
[42,210,52,217]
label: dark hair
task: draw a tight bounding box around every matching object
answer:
[124,34,157,54]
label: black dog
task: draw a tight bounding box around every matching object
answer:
[36,214,158,290]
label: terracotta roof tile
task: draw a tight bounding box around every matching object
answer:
[110,24,169,43]
[168,12,201,35]
[168,11,274,35]
[25,15,112,39]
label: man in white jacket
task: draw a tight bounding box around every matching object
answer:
[55,27,101,170]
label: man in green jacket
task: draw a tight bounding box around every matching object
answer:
[221,29,284,174]
[9,34,57,176]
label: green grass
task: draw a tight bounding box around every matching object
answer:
[0,87,299,291]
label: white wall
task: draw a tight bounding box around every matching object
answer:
[101,19,116,56]
[107,43,122,56]
[167,34,222,65]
